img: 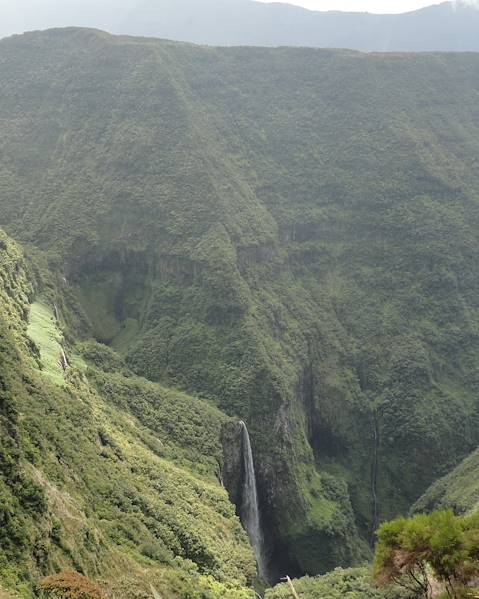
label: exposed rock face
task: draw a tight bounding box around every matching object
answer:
[222,420,243,508]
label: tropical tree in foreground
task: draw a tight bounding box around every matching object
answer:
[373,511,479,599]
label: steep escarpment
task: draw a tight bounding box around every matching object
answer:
[0,229,255,597]
[0,232,46,589]
[2,29,479,581]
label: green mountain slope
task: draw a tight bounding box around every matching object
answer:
[2,28,479,583]
[413,448,479,516]
[0,229,255,597]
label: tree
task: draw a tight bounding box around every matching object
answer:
[373,511,479,599]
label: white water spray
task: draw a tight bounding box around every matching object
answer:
[239,420,268,580]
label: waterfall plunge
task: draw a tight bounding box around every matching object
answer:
[239,420,268,580]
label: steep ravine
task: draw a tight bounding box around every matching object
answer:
[2,28,479,583]
[0,229,258,598]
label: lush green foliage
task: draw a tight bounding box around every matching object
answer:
[413,448,479,517]
[2,27,479,581]
[265,567,413,599]
[0,232,48,589]
[374,511,479,598]
[0,229,254,598]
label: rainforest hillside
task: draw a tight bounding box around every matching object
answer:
[0,230,256,598]
[2,27,479,594]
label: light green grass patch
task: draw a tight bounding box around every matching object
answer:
[27,301,65,385]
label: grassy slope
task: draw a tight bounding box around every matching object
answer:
[0,229,255,598]
[413,448,479,516]
[27,302,65,384]
[1,29,479,575]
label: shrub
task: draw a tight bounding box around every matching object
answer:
[40,571,106,599]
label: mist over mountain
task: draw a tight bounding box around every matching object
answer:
[1,0,479,51]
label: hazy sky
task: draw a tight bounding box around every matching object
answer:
[258,0,451,12]
[1,0,478,42]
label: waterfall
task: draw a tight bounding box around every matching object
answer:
[239,420,268,580]
[59,346,69,371]
[370,411,380,544]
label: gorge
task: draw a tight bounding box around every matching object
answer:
[1,24,479,599]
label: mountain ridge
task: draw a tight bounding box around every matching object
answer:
[2,0,479,52]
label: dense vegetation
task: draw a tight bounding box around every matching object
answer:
[268,511,479,599]
[0,230,255,597]
[2,27,479,595]
[413,448,479,517]
[265,567,413,599]
[0,232,47,591]
[374,511,479,598]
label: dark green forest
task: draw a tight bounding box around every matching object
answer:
[2,27,479,598]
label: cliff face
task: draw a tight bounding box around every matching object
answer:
[2,28,479,580]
